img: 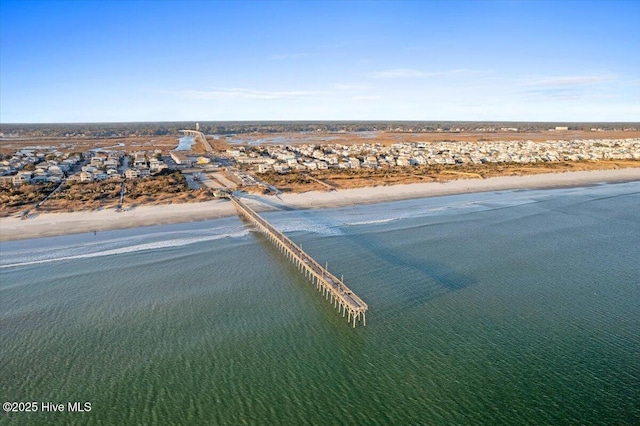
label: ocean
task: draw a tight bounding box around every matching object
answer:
[1,182,639,425]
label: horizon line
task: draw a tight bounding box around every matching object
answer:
[2,119,640,126]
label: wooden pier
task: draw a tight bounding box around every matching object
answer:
[228,194,368,327]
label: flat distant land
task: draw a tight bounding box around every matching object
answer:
[2,121,639,153]
[221,129,640,146]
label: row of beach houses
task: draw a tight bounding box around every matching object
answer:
[1,149,83,186]
[76,152,126,182]
[75,151,170,182]
[227,138,640,174]
[3,149,172,186]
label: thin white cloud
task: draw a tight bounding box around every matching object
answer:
[522,75,615,87]
[524,88,583,101]
[350,95,381,101]
[334,83,371,91]
[519,74,617,101]
[165,85,381,102]
[168,88,325,100]
[367,68,490,79]
[368,68,427,79]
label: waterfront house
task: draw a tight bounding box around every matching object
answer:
[103,158,119,168]
[80,171,94,182]
[133,152,147,167]
[125,168,140,179]
[12,171,32,185]
[257,163,272,173]
[107,168,121,179]
[138,167,151,178]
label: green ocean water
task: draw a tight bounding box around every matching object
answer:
[1,182,639,425]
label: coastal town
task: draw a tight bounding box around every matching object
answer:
[1,128,639,217]
[230,137,640,173]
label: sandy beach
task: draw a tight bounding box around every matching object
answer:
[1,168,639,242]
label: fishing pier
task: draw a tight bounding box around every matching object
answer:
[228,194,368,327]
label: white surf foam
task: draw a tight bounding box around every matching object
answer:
[1,229,250,269]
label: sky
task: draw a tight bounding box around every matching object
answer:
[1,0,639,123]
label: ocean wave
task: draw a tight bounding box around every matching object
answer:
[0,230,250,269]
[273,219,343,236]
[343,217,399,226]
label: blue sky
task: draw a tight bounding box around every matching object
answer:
[1,0,639,123]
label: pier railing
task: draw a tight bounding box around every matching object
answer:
[228,194,368,327]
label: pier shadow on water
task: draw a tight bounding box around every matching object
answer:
[343,227,478,314]
[308,216,475,299]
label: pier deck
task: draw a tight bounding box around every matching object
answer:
[228,194,368,327]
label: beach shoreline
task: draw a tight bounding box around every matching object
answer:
[1,168,639,242]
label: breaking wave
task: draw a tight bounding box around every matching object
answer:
[0,229,250,269]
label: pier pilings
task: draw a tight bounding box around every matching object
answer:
[228,194,368,327]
